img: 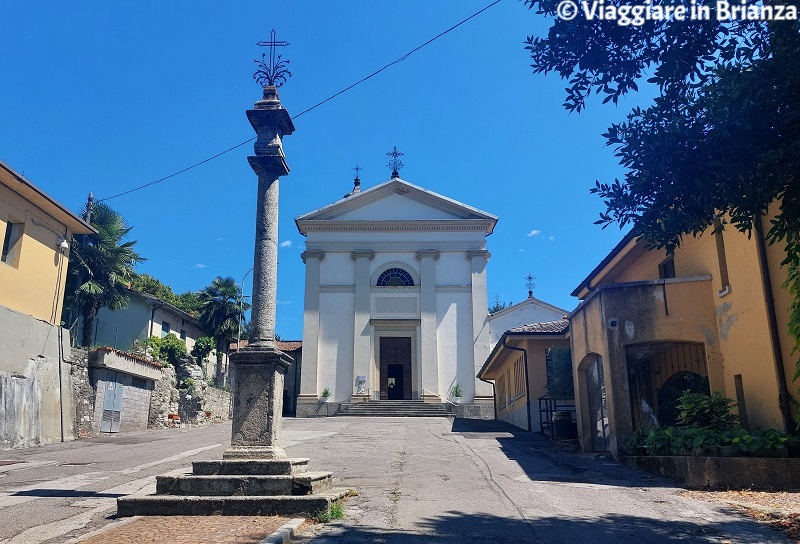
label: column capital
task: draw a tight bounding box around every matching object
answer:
[415,250,440,261]
[301,250,325,263]
[351,250,375,261]
[466,250,491,261]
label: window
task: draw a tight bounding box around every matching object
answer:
[161,321,170,337]
[512,356,526,400]
[376,267,414,287]
[180,329,186,341]
[658,257,676,279]
[1,220,23,267]
[497,374,507,409]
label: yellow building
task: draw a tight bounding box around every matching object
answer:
[0,161,94,324]
[569,220,797,455]
[478,320,570,432]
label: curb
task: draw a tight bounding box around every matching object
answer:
[259,517,306,544]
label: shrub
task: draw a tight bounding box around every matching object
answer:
[676,391,738,431]
[546,346,574,399]
[158,333,187,366]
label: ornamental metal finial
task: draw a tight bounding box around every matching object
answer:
[353,164,362,181]
[386,147,404,178]
[254,29,292,88]
[525,273,536,298]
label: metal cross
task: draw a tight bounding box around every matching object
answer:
[254,29,291,87]
[353,164,362,180]
[525,273,536,297]
[386,147,404,178]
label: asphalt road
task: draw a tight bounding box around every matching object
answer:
[0,418,788,544]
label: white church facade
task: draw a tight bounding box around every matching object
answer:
[295,177,498,418]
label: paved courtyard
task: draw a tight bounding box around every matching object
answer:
[0,417,790,543]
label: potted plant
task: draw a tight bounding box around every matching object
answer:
[450,384,462,404]
[321,388,331,402]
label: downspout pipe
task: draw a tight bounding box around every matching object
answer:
[754,216,796,431]
[502,336,532,432]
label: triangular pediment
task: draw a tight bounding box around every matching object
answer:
[295,178,497,235]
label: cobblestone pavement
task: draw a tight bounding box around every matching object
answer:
[77,516,287,544]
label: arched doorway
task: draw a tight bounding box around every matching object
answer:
[584,354,608,452]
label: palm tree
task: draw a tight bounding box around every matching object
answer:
[198,276,249,385]
[67,202,144,346]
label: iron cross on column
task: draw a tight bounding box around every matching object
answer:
[387,147,404,178]
[254,29,292,87]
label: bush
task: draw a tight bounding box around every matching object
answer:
[676,391,738,431]
[546,346,574,399]
[157,334,187,366]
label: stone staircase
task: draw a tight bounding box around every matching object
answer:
[338,400,450,417]
[116,458,351,516]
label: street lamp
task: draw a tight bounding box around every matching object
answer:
[237,267,254,349]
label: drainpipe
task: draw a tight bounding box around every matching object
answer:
[147,299,166,338]
[754,216,796,431]
[502,336,531,432]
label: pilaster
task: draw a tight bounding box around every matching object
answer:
[352,250,375,402]
[299,251,324,404]
[467,250,492,400]
[416,250,440,400]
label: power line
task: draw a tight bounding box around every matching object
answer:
[99,0,503,202]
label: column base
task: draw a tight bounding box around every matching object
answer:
[223,446,287,460]
[350,394,370,403]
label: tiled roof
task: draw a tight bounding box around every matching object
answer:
[276,340,302,352]
[508,319,569,334]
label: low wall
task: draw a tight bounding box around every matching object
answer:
[622,455,800,490]
[0,305,76,449]
[201,386,231,421]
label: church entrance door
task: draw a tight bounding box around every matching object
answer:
[380,337,412,400]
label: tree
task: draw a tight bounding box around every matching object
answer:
[130,273,202,316]
[198,276,249,384]
[523,2,799,429]
[489,293,509,314]
[67,202,144,346]
[191,336,215,372]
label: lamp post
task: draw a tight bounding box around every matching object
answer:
[237,267,254,349]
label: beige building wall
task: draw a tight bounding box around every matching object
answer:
[0,167,91,324]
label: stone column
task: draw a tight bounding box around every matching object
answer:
[416,250,440,401]
[352,251,375,402]
[467,250,492,402]
[298,251,324,413]
[225,86,295,460]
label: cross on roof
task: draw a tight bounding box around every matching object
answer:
[525,273,536,298]
[353,164,362,181]
[254,29,292,88]
[386,147,404,178]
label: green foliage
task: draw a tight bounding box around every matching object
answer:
[676,391,738,432]
[489,293,509,314]
[183,377,197,396]
[451,384,462,398]
[191,336,215,366]
[65,202,145,346]
[130,274,202,316]
[546,347,574,399]
[198,276,249,384]
[158,333,187,366]
[314,502,344,523]
[321,388,331,398]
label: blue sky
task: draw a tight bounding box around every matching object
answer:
[1,1,656,339]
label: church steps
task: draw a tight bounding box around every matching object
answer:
[338,400,450,417]
[155,472,333,496]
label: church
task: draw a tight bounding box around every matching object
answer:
[295,170,498,418]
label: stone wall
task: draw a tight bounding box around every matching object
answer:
[148,365,177,429]
[201,386,232,421]
[67,348,94,439]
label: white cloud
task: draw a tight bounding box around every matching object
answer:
[517,249,525,253]
[548,236,555,241]
[277,300,294,305]
[280,240,292,248]
[526,229,542,237]
[193,263,207,269]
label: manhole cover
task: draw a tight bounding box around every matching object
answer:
[0,461,24,466]
[59,462,93,466]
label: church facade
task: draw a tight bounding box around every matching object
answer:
[295,177,498,418]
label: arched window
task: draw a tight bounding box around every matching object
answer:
[376,268,415,287]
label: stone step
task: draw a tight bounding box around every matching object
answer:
[117,487,352,517]
[192,458,309,476]
[342,412,448,417]
[155,472,332,497]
